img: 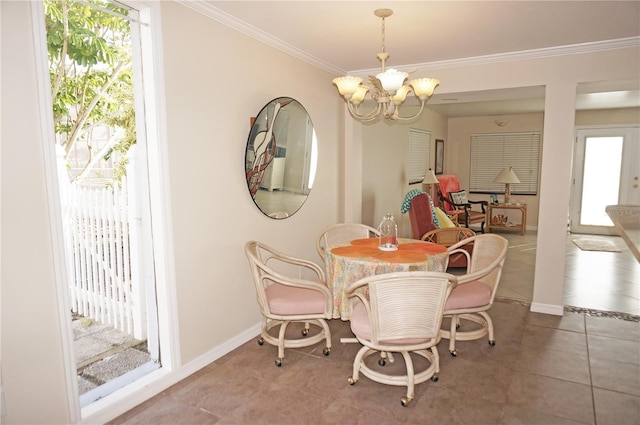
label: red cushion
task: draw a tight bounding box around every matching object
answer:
[409,193,437,239]
[436,175,461,214]
[445,280,491,310]
[265,283,326,315]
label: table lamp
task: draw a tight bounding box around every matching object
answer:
[422,168,439,200]
[494,166,520,204]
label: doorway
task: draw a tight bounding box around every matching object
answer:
[570,126,640,235]
[35,0,169,412]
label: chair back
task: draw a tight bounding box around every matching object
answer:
[436,175,462,214]
[408,193,438,239]
[316,223,380,263]
[421,227,475,246]
[245,241,278,316]
[450,234,508,301]
[351,272,456,345]
[422,227,475,267]
[245,240,327,317]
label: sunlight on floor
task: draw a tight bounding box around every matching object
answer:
[497,231,640,316]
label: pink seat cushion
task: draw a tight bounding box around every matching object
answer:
[265,283,326,315]
[445,280,492,310]
[350,301,427,345]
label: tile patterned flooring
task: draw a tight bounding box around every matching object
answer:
[499,232,640,317]
[112,232,640,425]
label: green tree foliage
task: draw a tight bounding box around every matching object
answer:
[45,0,136,182]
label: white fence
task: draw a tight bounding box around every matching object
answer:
[57,148,144,338]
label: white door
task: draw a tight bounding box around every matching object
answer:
[570,126,640,235]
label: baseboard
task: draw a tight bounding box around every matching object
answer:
[79,321,262,424]
[530,302,564,316]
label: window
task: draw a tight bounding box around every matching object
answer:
[407,128,431,184]
[469,132,541,194]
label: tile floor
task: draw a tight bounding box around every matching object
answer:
[498,232,640,317]
[111,231,640,425]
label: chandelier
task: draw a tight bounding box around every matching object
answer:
[333,9,440,123]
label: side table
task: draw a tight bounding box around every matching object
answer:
[486,204,527,235]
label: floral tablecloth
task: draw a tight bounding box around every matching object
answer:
[326,238,448,320]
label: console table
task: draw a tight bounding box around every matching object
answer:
[486,204,527,235]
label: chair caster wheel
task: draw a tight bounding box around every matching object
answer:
[450,350,457,357]
[401,397,413,407]
[257,338,264,346]
[489,340,496,346]
[378,358,386,366]
[275,359,283,367]
[302,329,309,337]
[323,347,331,356]
[431,374,439,382]
[347,377,356,385]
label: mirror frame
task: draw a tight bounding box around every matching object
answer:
[244,97,317,219]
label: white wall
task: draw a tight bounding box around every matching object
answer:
[159,2,342,364]
[1,2,343,423]
[1,3,73,423]
[360,108,448,238]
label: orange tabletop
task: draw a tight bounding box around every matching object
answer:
[326,238,449,320]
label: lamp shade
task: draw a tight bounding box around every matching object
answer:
[409,78,440,100]
[494,167,521,184]
[423,168,439,185]
[376,68,408,94]
[333,76,363,98]
[350,85,370,105]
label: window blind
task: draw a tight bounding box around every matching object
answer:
[469,132,541,194]
[407,129,431,184]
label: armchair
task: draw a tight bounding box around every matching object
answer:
[436,175,487,233]
[345,271,456,406]
[245,241,332,366]
[440,234,508,356]
[407,193,438,240]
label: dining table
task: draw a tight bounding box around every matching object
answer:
[325,237,449,320]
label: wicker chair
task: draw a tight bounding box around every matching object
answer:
[244,241,332,367]
[316,223,380,264]
[440,234,508,356]
[421,227,476,268]
[345,271,457,407]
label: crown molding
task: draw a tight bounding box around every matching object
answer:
[179,2,640,77]
[354,36,640,76]
[178,1,344,75]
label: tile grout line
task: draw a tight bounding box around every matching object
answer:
[584,313,598,425]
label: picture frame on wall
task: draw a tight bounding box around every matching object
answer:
[435,139,444,174]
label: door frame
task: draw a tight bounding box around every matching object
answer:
[570,125,640,235]
[31,1,180,421]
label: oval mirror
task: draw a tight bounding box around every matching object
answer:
[245,97,318,219]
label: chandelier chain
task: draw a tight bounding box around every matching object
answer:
[381,17,386,53]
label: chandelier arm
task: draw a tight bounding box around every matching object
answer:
[347,101,383,123]
[392,101,427,122]
[382,101,396,120]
